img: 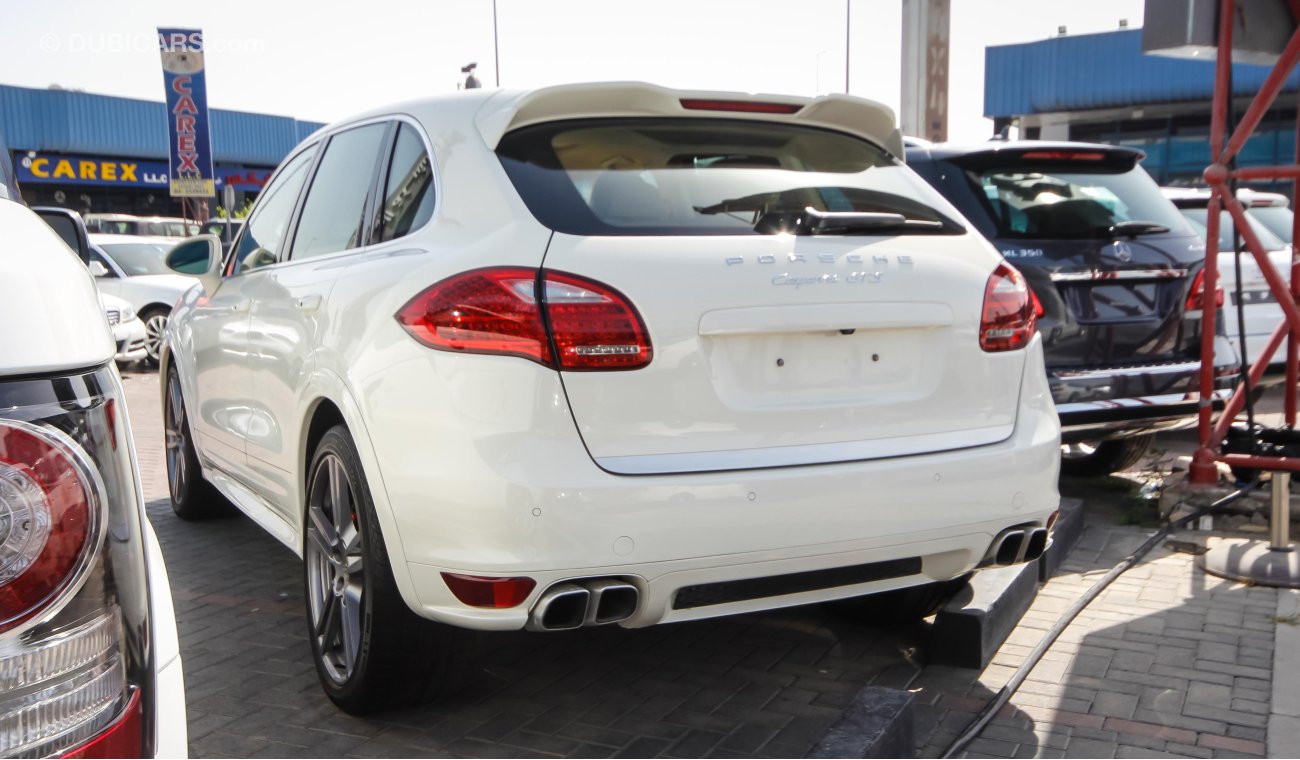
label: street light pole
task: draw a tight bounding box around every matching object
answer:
[493,0,500,87]
[844,0,851,93]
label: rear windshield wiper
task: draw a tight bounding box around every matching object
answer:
[1106,221,1171,238]
[801,207,943,234]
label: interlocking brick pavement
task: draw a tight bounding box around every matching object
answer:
[116,367,924,758]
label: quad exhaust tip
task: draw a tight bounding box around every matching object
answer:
[985,526,1051,567]
[527,578,640,631]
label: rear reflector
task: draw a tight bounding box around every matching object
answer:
[980,262,1037,352]
[397,268,653,371]
[441,573,537,608]
[61,689,142,759]
[679,98,802,115]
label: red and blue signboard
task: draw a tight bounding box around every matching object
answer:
[158,27,215,197]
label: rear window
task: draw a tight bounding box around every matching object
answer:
[1179,207,1287,252]
[1246,204,1293,245]
[971,164,1192,240]
[497,118,963,236]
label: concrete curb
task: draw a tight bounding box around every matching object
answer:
[926,560,1039,670]
[1269,588,1300,759]
[807,686,916,759]
[1039,497,1085,581]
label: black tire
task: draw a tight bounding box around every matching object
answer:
[140,307,169,367]
[303,425,474,714]
[163,365,230,520]
[823,576,969,624]
[1060,434,1155,478]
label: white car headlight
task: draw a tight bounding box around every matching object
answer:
[119,305,135,322]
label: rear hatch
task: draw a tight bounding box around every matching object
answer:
[497,115,1029,474]
[932,146,1206,370]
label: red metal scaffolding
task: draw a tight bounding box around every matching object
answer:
[1189,0,1300,484]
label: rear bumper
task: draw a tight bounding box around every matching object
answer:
[362,337,1061,631]
[1052,350,1238,441]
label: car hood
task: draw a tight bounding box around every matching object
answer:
[0,201,114,374]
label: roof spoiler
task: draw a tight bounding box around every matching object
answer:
[475,82,905,160]
[949,144,1145,172]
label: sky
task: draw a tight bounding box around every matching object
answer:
[1,0,1147,144]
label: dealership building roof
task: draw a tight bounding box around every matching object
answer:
[0,83,325,166]
[984,28,1300,119]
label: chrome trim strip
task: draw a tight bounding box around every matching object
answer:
[1049,268,1188,283]
[1051,361,1205,381]
[594,424,1015,475]
[1056,389,1232,416]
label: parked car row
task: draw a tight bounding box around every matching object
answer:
[84,213,196,240]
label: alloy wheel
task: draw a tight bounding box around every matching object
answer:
[164,373,187,503]
[144,313,168,363]
[305,453,365,685]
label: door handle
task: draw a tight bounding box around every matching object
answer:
[295,294,323,313]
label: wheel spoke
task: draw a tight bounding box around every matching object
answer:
[315,589,340,642]
[307,504,340,553]
[341,581,362,672]
[327,458,352,530]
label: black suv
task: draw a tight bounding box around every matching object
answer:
[906,141,1238,475]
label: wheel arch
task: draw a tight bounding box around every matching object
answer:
[295,374,425,616]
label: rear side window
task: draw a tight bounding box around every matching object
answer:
[375,123,435,243]
[291,123,388,260]
[972,164,1191,240]
[497,118,963,236]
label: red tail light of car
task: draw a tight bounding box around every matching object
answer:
[980,262,1037,352]
[1186,269,1226,311]
[0,370,155,758]
[397,267,653,371]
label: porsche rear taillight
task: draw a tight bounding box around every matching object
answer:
[0,373,148,758]
[397,267,653,370]
[980,262,1037,352]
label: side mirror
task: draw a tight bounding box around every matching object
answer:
[165,234,225,295]
[88,260,109,277]
[32,206,91,265]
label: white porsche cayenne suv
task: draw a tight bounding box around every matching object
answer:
[160,83,1061,713]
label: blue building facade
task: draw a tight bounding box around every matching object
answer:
[0,83,324,215]
[984,29,1298,189]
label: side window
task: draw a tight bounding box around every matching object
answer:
[290,123,387,260]
[232,146,318,274]
[376,123,435,243]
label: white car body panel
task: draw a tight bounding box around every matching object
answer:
[2,199,185,756]
[165,84,1059,633]
[0,202,113,374]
